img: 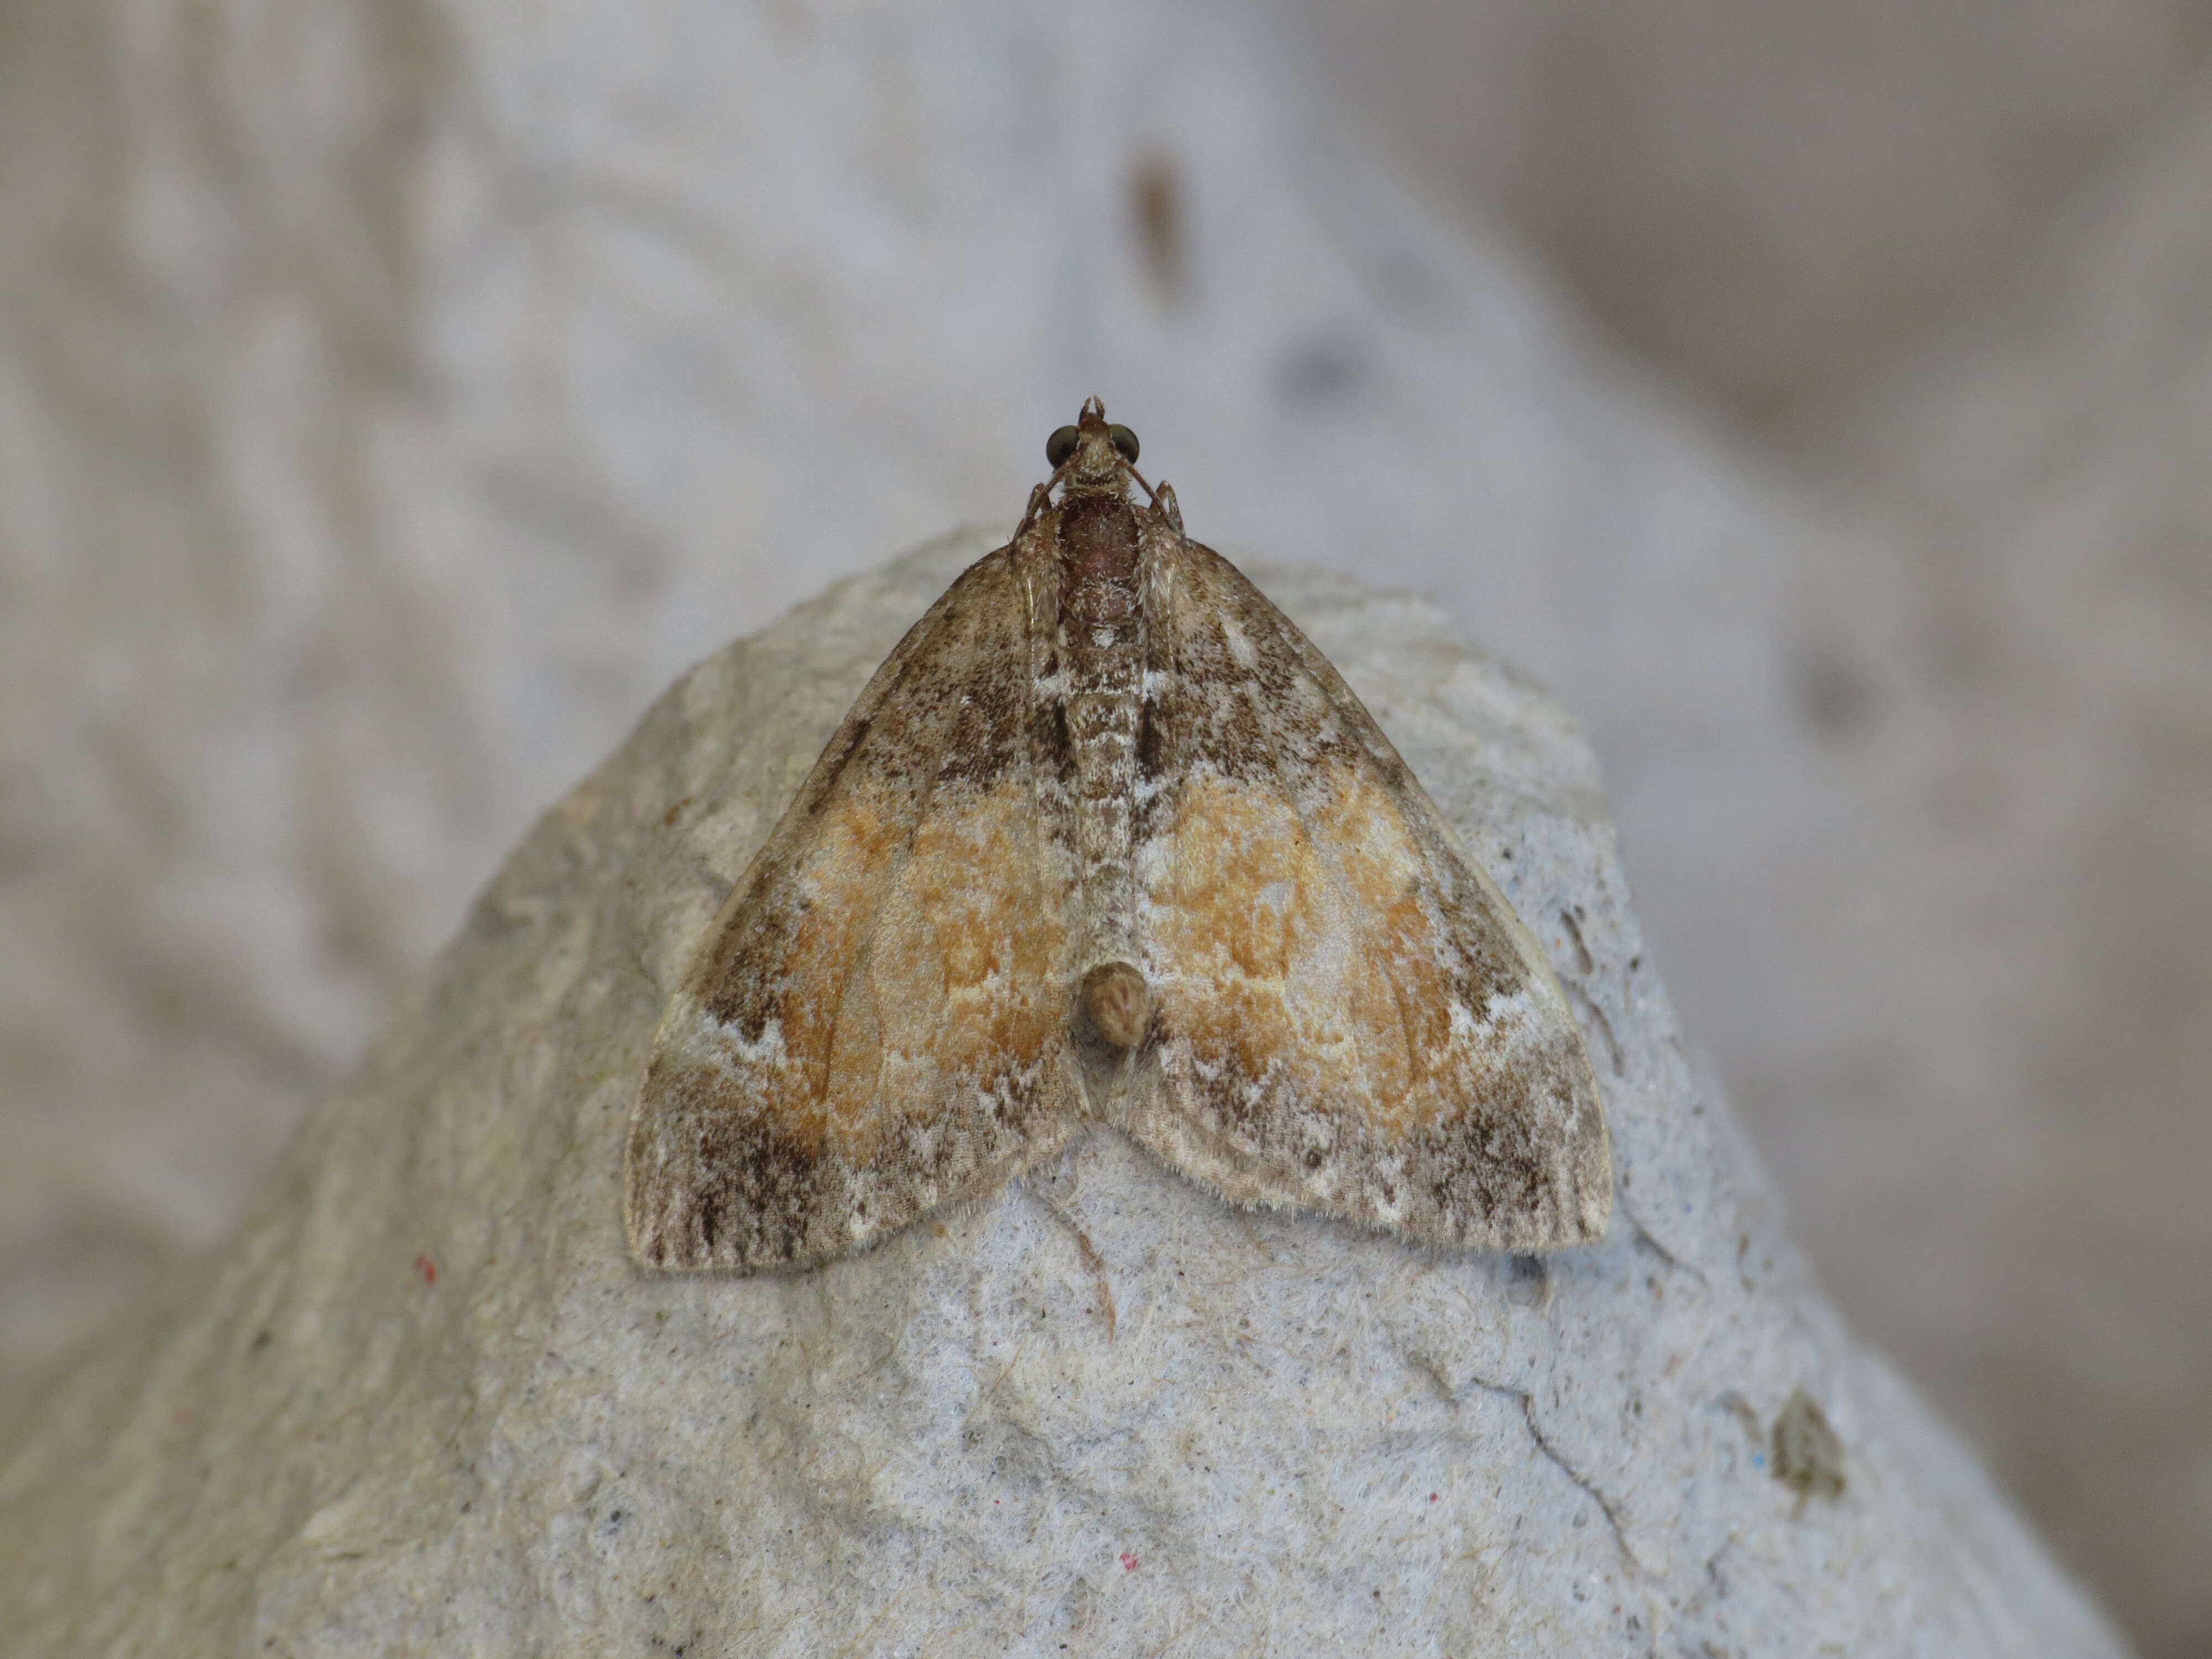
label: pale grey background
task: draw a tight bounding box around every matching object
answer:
[2,2,2208,1653]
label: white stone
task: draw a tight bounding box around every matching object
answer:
[0,533,2122,1657]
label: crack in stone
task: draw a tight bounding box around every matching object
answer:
[1569,985,1626,1078]
[1031,1187,1119,1339]
[1615,1192,1709,1288]
[1468,1376,1650,1579]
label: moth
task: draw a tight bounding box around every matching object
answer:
[626,400,1610,1271]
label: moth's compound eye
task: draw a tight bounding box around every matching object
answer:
[1109,424,1141,463]
[1046,425,1081,468]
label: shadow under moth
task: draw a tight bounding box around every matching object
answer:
[626,400,1610,1271]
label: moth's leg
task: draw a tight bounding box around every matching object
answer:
[1150,481,1183,536]
[1014,482,1053,539]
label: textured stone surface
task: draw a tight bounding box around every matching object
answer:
[0,535,2122,1657]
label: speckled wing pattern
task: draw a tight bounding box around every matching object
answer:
[628,401,1609,1272]
[624,547,1085,1270]
[1122,538,1611,1250]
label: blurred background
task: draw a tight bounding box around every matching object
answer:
[1,1,2206,1651]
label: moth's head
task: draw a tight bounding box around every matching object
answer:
[1044,397,1142,498]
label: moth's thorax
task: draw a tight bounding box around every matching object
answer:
[1056,494,1142,621]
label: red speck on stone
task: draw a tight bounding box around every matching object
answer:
[1428,1493,1439,1502]
[1119,1552,1139,1572]
[415,1253,439,1285]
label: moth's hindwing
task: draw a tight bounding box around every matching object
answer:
[1124,538,1611,1250]
[625,547,1083,1271]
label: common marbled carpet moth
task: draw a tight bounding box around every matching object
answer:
[627,400,1610,1271]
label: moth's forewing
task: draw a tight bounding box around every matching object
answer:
[1124,535,1611,1249]
[625,546,1084,1271]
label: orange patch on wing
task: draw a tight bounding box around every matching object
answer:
[1149,770,1457,1134]
[821,780,1063,1155]
[1305,764,1464,1072]
[1144,773,1305,1082]
[747,782,908,1147]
